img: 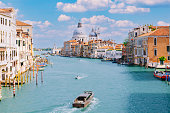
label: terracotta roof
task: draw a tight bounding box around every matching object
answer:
[0,8,14,13]
[98,46,113,49]
[138,27,169,37]
[16,20,32,26]
[16,29,23,31]
[68,40,77,43]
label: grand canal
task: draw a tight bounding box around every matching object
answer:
[0,55,170,113]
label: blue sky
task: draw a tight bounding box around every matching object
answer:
[1,0,170,48]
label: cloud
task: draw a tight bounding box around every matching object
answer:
[81,15,115,24]
[109,5,150,14]
[23,20,51,29]
[56,0,112,12]
[115,20,135,27]
[0,1,7,8]
[157,21,170,26]
[81,15,135,27]
[58,14,71,21]
[126,0,170,5]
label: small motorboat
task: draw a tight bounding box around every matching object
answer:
[153,70,169,80]
[73,91,94,108]
[75,76,80,79]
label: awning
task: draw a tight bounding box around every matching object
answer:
[0,48,6,51]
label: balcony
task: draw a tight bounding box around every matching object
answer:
[0,60,7,66]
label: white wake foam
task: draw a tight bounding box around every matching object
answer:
[51,98,99,113]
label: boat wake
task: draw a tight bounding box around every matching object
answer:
[81,97,100,113]
[51,103,78,113]
[51,98,99,113]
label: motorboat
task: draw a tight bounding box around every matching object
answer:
[75,76,81,79]
[153,70,169,80]
[153,65,170,80]
[73,91,94,108]
[101,57,113,62]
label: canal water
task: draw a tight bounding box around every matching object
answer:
[0,55,170,113]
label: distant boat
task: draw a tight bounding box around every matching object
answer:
[73,91,94,108]
[31,67,45,71]
[101,58,113,62]
[75,76,80,79]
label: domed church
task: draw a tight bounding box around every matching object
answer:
[72,22,88,42]
[89,28,99,40]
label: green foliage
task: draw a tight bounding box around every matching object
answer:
[159,56,166,61]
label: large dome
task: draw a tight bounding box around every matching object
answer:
[73,27,86,36]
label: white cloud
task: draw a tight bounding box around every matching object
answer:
[23,20,51,29]
[38,21,51,29]
[157,21,170,26]
[81,15,135,27]
[109,6,150,14]
[126,0,170,5]
[115,20,135,27]
[58,14,71,21]
[56,0,112,12]
[0,1,7,8]
[81,15,115,24]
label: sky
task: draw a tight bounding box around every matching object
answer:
[0,0,170,48]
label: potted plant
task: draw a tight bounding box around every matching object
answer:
[159,56,166,65]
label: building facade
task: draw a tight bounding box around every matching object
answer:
[0,8,18,81]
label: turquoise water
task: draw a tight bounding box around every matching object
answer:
[0,55,170,113]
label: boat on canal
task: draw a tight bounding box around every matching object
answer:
[101,57,113,62]
[75,76,81,79]
[153,65,170,80]
[73,91,94,108]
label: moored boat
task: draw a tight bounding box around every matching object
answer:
[73,91,94,108]
[101,57,113,62]
[153,65,170,80]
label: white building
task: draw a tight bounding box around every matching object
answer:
[89,28,99,40]
[51,44,61,55]
[16,20,33,73]
[0,8,18,81]
[72,22,88,42]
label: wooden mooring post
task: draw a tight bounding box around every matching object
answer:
[13,79,15,97]
[41,71,43,83]
[0,81,2,101]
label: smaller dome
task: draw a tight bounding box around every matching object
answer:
[89,28,97,37]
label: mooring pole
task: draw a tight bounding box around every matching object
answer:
[9,76,11,88]
[13,79,15,97]
[41,71,43,83]
[30,71,31,81]
[33,64,35,78]
[0,81,2,101]
[25,73,26,83]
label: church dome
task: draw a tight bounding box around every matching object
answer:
[89,29,97,37]
[73,27,86,36]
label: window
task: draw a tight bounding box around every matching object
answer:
[143,28,145,31]
[27,29,29,32]
[18,40,20,46]
[168,56,170,60]
[135,32,137,37]
[154,37,157,46]
[154,48,157,56]
[1,18,2,24]
[3,18,4,25]
[9,20,11,26]
[5,19,7,25]
[167,46,170,52]
[23,41,25,46]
